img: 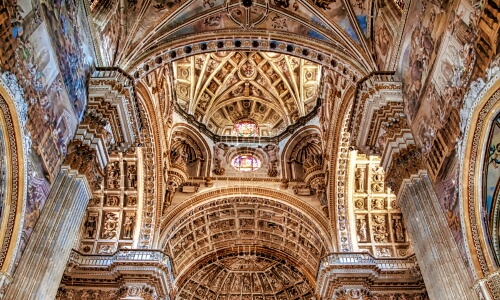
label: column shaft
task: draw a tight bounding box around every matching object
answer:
[5,167,91,300]
[400,173,478,300]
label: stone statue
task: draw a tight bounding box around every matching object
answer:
[394,218,405,242]
[356,218,367,242]
[355,168,365,192]
[164,181,178,209]
[84,214,97,239]
[127,164,137,189]
[213,143,229,175]
[123,215,135,239]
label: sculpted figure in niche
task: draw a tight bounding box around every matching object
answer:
[84,214,97,239]
[123,215,135,239]
[164,180,179,210]
[127,164,137,189]
[264,144,279,177]
[394,218,405,242]
[171,149,188,169]
[355,168,365,192]
[213,143,229,175]
[356,218,367,242]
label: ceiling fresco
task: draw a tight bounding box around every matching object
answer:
[172,51,322,136]
[90,0,375,71]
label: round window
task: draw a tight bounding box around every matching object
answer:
[231,154,261,172]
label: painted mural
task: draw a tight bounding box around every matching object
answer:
[349,0,369,36]
[396,0,498,272]
[373,12,393,69]
[311,0,359,43]
[0,0,94,266]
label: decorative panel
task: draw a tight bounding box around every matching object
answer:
[79,150,140,254]
[349,153,412,257]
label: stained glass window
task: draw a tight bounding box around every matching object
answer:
[234,119,259,137]
[231,155,261,172]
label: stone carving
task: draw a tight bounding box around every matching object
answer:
[355,167,366,192]
[98,244,116,254]
[302,154,322,172]
[355,198,365,209]
[280,179,289,189]
[102,212,119,239]
[393,218,405,242]
[106,195,119,206]
[106,161,121,189]
[213,143,229,175]
[371,166,385,193]
[386,145,424,193]
[371,198,385,210]
[64,141,103,190]
[164,180,179,209]
[84,213,98,239]
[123,213,135,239]
[89,196,101,206]
[127,195,137,206]
[376,247,392,257]
[356,217,368,242]
[264,144,279,177]
[171,148,188,169]
[372,215,389,243]
[127,164,137,189]
[292,184,311,196]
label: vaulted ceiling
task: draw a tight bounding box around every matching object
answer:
[90,0,377,73]
[172,51,321,136]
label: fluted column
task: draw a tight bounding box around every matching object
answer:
[4,142,102,300]
[389,148,478,300]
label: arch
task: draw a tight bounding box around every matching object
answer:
[134,83,165,249]
[460,75,500,280]
[0,82,28,278]
[280,125,322,180]
[158,186,333,279]
[159,193,331,286]
[127,36,367,82]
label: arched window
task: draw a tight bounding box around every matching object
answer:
[231,154,261,172]
[233,119,259,137]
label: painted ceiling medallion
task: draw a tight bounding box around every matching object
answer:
[234,119,259,137]
[226,0,270,30]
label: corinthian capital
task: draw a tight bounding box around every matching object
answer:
[63,141,104,190]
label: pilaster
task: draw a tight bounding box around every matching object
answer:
[398,170,477,299]
[4,155,95,299]
[349,76,479,299]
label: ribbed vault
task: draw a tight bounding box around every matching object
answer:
[172,51,322,136]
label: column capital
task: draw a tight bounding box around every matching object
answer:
[63,141,104,190]
[385,145,425,194]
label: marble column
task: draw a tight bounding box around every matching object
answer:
[398,171,478,300]
[4,142,102,300]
